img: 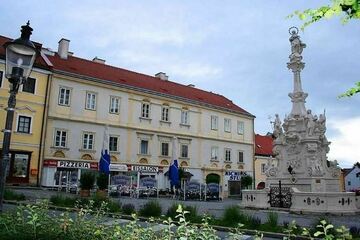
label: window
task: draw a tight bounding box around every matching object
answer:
[225,149,231,162]
[22,77,36,94]
[348,181,351,186]
[0,71,3,87]
[180,144,189,158]
[109,136,118,152]
[141,102,150,118]
[211,147,218,160]
[181,110,189,125]
[140,140,149,155]
[109,96,120,114]
[238,151,244,163]
[261,163,266,174]
[224,119,231,132]
[161,105,169,121]
[85,92,97,110]
[83,133,94,150]
[237,121,244,135]
[211,116,218,130]
[58,87,71,106]
[55,130,67,148]
[17,116,31,133]
[161,142,169,156]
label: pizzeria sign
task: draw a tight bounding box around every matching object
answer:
[58,160,97,169]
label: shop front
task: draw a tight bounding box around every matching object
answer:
[5,151,32,184]
[41,159,98,191]
[224,170,248,197]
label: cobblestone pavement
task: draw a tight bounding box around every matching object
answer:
[10,187,360,229]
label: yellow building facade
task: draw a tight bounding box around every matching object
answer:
[0,36,51,185]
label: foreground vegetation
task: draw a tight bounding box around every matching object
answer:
[0,199,357,240]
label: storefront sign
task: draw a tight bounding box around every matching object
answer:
[225,171,247,181]
[131,165,159,173]
[44,160,58,167]
[57,160,98,170]
[140,177,157,188]
[110,164,128,172]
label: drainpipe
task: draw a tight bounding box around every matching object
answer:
[37,73,52,186]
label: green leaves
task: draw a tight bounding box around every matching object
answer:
[291,0,360,30]
[338,81,360,97]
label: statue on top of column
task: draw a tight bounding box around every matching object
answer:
[289,27,306,63]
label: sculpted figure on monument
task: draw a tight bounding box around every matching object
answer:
[316,112,326,135]
[308,155,324,176]
[289,28,306,63]
[273,114,283,138]
[305,110,317,136]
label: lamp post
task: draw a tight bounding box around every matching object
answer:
[0,22,37,212]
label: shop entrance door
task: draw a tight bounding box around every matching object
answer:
[6,152,31,184]
[228,181,241,196]
[54,168,79,192]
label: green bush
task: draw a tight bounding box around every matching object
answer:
[96,172,109,190]
[79,171,95,190]
[0,201,354,240]
[139,200,162,217]
[50,195,79,207]
[246,215,261,229]
[122,203,136,215]
[222,205,247,227]
[4,189,26,201]
[266,211,278,228]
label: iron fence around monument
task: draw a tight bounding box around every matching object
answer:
[269,181,292,208]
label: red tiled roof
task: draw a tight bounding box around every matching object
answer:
[47,53,252,116]
[255,134,273,156]
[0,35,50,70]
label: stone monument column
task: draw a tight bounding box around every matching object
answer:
[287,27,308,118]
[265,27,340,192]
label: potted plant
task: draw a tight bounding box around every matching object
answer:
[79,171,95,197]
[96,172,109,199]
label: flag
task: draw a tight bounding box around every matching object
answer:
[99,126,111,174]
[169,137,179,187]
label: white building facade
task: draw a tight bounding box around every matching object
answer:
[41,39,255,198]
[345,163,360,192]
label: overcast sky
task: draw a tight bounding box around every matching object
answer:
[1,1,359,167]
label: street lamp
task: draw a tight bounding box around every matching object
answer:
[0,22,37,212]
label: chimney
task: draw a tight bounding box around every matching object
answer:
[187,84,195,88]
[155,72,168,80]
[58,38,70,59]
[92,57,106,64]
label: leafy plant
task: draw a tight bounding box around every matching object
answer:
[96,172,109,190]
[166,203,199,223]
[79,171,95,190]
[283,220,297,240]
[241,175,253,189]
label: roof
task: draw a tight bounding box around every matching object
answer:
[0,34,253,116]
[255,134,273,156]
[47,53,252,116]
[0,35,51,70]
[343,162,360,176]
